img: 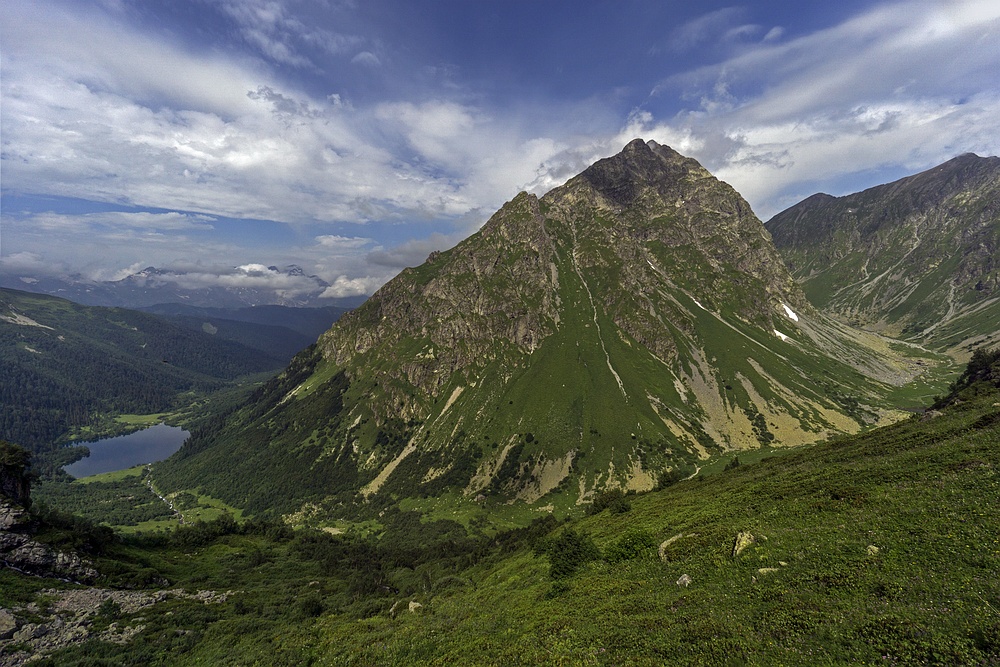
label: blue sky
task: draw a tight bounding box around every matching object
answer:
[2,0,999,299]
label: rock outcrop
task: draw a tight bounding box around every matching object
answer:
[1,441,99,583]
[0,587,233,666]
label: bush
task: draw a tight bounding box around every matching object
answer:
[587,488,631,515]
[540,529,601,579]
[604,529,657,564]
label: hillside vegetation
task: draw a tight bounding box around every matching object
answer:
[0,288,283,471]
[6,350,999,665]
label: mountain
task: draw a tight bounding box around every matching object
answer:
[3,265,367,310]
[767,153,1000,353]
[138,304,350,363]
[0,288,285,466]
[156,140,941,518]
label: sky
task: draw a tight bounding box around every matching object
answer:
[2,0,1000,300]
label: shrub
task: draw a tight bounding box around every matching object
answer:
[542,529,601,579]
[604,529,657,564]
[587,488,631,515]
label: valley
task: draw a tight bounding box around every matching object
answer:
[1,141,997,665]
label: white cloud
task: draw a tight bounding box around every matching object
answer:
[667,8,746,52]
[636,0,1000,217]
[108,262,145,282]
[320,275,384,298]
[315,235,374,250]
[762,26,784,42]
[214,0,364,69]
[0,252,51,275]
[351,51,381,67]
[25,211,215,232]
[0,2,572,231]
[366,233,462,269]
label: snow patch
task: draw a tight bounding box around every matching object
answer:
[692,298,705,310]
[782,304,799,321]
[773,329,790,342]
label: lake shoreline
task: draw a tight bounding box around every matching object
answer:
[63,423,190,478]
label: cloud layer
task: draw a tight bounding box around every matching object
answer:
[3,0,1000,296]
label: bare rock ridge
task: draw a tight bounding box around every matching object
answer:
[160,140,935,515]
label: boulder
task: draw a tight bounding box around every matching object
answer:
[732,531,755,558]
[0,608,18,640]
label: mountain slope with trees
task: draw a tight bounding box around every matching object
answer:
[0,288,285,469]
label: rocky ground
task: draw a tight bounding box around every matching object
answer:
[0,586,233,665]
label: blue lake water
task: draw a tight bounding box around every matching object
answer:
[63,423,190,478]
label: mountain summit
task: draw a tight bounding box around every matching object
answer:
[160,140,931,516]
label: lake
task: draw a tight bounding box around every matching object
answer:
[63,423,190,478]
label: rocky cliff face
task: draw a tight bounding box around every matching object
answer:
[1,442,98,583]
[767,153,1000,352]
[161,140,937,517]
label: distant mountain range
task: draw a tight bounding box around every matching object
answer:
[139,303,349,363]
[4,264,368,310]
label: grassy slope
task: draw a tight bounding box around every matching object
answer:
[16,366,1000,666]
[309,390,1000,666]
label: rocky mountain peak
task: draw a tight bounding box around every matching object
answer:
[164,140,926,517]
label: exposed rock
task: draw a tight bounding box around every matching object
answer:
[0,499,29,531]
[0,587,234,665]
[1,441,101,583]
[676,574,692,588]
[756,568,779,576]
[0,609,18,640]
[867,545,881,556]
[732,531,755,558]
[0,532,98,583]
